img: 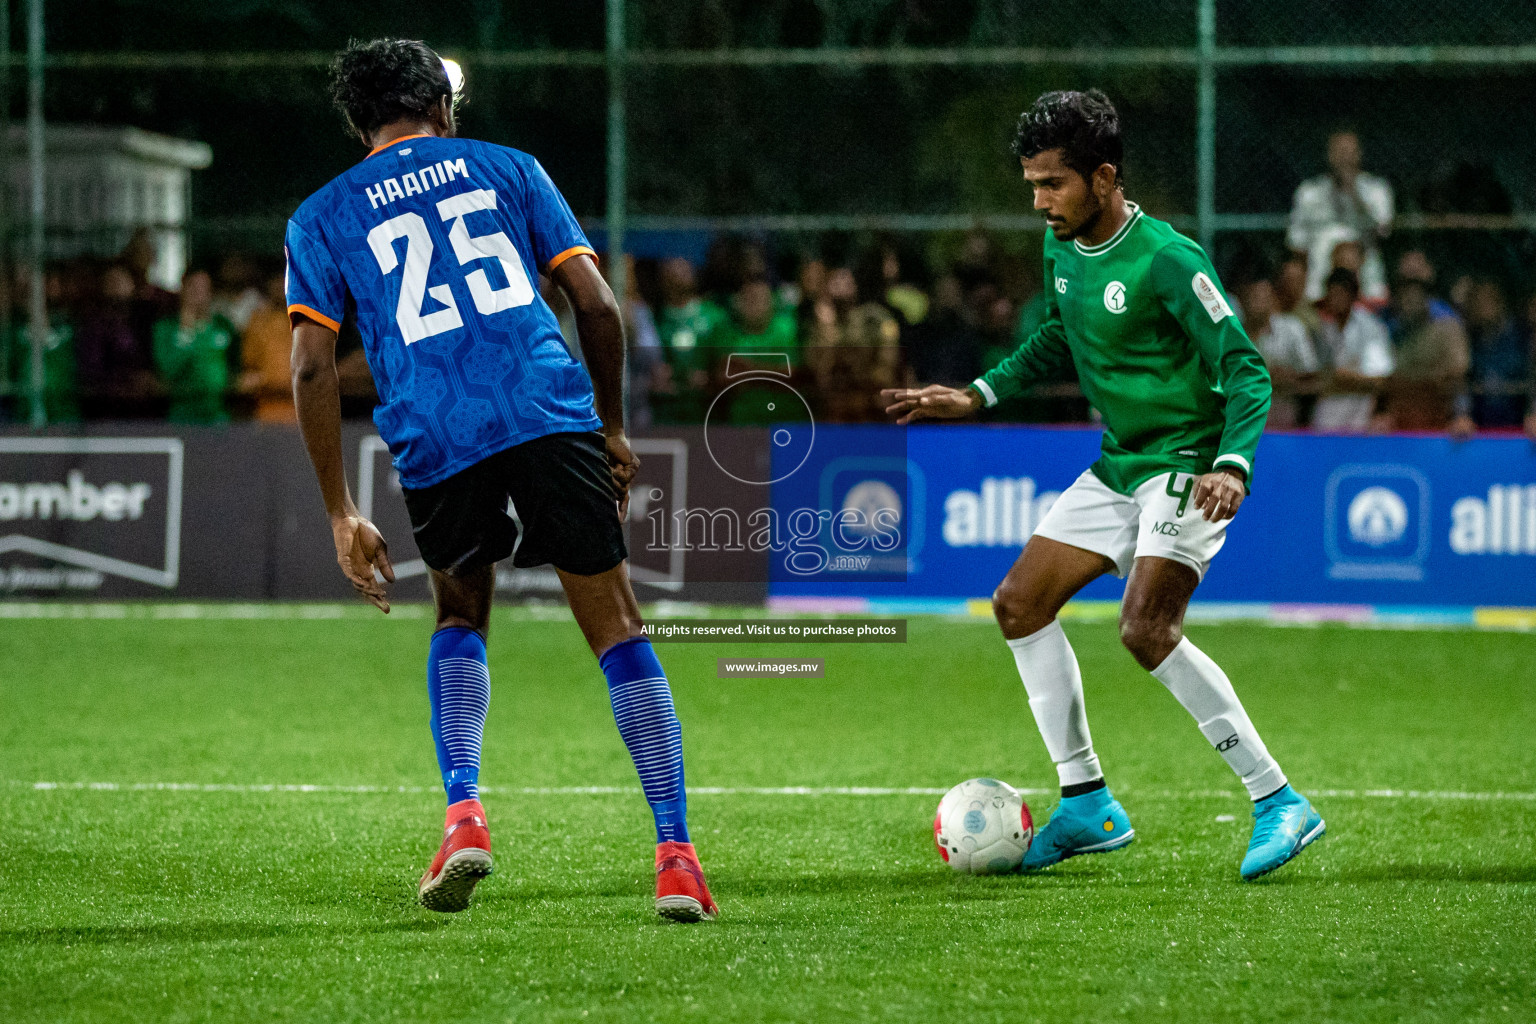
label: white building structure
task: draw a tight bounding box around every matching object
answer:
[4,124,212,289]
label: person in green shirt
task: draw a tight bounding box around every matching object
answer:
[648,257,728,424]
[884,89,1322,883]
[7,309,80,424]
[708,278,798,358]
[153,268,236,424]
[707,277,801,425]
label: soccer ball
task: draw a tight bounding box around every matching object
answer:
[933,777,1033,874]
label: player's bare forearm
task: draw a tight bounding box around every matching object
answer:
[292,317,395,611]
[551,254,640,512]
[552,254,626,434]
[291,320,354,519]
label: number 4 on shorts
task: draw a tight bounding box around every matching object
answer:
[1165,472,1193,518]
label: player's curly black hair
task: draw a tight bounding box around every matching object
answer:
[1011,89,1124,188]
[330,38,456,140]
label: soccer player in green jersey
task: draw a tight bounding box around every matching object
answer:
[884,90,1324,881]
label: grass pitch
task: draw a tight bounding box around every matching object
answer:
[2,610,1534,1023]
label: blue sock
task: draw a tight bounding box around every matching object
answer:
[427,627,490,805]
[600,636,689,843]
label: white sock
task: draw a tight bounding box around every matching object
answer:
[1151,638,1287,800]
[1007,620,1103,787]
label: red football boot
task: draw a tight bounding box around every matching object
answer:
[654,840,719,922]
[418,798,493,913]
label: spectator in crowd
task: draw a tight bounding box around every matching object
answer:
[1273,253,1320,334]
[76,262,160,417]
[709,277,798,358]
[650,257,721,423]
[699,235,767,300]
[1311,267,1395,432]
[907,273,984,387]
[1289,129,1393,304]
[1395,251,1462,323]
[1454,277,1530,435]
[972,277,1018,372]
[1325,237,1387,312]
[211,253,264,334]
[121,228,178,356]
[708,276,801,425]
[870,240,930,327]
[238,270,297,423]
[5,267,79,424]
[1382,266,1469,431]
[951,228,997,293]
[153,268,236,424]
[791,255,828,338]
[617,256,662,432]
[805,265,902,420]
[1238,276,1318,429]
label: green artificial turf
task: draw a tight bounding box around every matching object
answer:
[2,612,1534,1022]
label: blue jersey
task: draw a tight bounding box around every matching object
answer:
[285,134,602,488]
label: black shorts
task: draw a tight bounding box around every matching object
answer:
[402,431,627,577]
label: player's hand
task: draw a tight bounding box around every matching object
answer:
[603,431,640,519]
[330,513,395,613]
[881,384,982,424]
[1193,468,1247,523]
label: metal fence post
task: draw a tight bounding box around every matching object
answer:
[606,0,626,315]
[1,0,11,393]
[26,0,45,429]
[1196,0,1216,255]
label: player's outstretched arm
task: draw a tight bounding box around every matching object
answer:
[881,384,983,425]
[291,317,395,612]
[552,254,639,517]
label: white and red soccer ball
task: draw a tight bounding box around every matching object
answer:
[934,777,1033,874]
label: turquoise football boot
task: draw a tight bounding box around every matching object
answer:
[1021,787,1135,871]
[1240,785,1325,881]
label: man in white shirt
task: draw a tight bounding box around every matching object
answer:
[1311,267,1395,431]
[1238,277,1317,429]
[1288,130,1394,303]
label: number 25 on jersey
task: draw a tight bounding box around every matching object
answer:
[366,188,535,344]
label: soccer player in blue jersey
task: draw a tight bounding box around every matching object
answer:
[286,38,717,920]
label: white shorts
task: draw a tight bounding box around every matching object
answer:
[1032,469,1227,580]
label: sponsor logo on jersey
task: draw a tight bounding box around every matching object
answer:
[1103,280,1127,314]
[1055,276,1068,294]
[1192,272,1233,323]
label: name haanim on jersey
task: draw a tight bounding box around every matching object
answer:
[285,133,602,489]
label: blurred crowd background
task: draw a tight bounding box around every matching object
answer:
[2,0,1535,436]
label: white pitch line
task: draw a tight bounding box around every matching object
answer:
[11,781,1536,801]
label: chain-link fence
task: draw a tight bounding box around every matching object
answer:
[2,0,1533,424]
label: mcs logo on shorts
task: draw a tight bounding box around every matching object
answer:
[1324,464,1430,580]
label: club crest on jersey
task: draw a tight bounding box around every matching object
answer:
[1103,280,1127,314]
[1193,272,1233,323]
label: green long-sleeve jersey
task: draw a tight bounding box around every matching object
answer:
[972,203,1271,494]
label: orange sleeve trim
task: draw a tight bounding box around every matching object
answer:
[545,245,597,274]
[367,132,433,158]
[288,303,341,333]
